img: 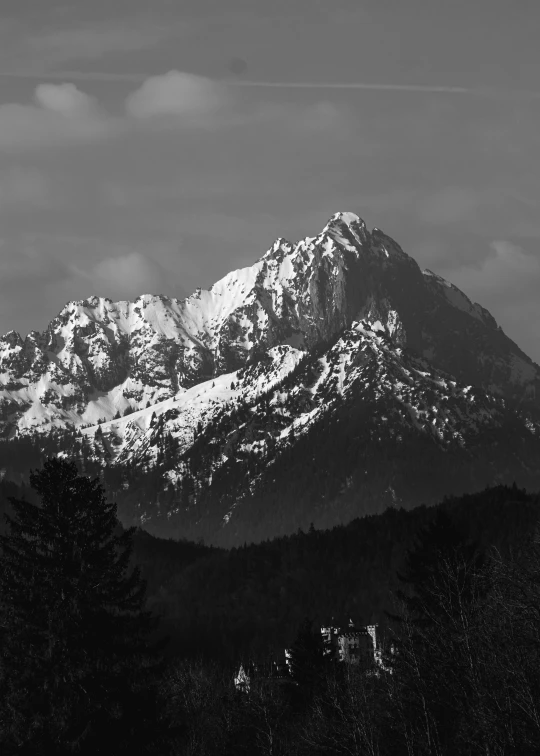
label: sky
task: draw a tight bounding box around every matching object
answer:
[0,0,539,361]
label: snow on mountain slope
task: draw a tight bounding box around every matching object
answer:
[118,318,540,545]
[122,314,540,478]
[1,211,539,439]
[80,344,304,465]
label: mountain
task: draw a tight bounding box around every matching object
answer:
[1,212,539,544]
[96,316,539,546]
[2,211,538,437]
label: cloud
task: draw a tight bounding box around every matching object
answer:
[0,82,113,151]
[0,69,354,152]
[451,240,540,295]
[34,82,96,115]
[220,79,540,101]
[2,68,539,101]
[444,240,540,361]
[0,232,187,338]
[88,251,170,298]
[232,80,476,94]
[0,70,226,151]
[125,71,226,120]
[0,71,230,152]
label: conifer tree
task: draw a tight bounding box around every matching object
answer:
[0,458,175,755]
[394,509,483,628]
[287,618,328,706]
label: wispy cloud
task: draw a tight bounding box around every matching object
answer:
[452,240,540,295]
[72,250,172,299]
[1,71,539,100]
[447,240,540,360]
[125,71,226,120]
[34,82,96,115]
[0,82,115,152]
[0,70,351,151]
[234,81,476,94]
[230,80,540,101]
[0,72,228,151]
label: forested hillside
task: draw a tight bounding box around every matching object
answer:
[135,485,538,661]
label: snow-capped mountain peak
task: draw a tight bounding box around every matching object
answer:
[318,211,369,252]
[1,211,538,439]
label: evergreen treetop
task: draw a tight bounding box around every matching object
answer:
[0,457,175,755]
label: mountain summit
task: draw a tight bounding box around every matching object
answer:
[1,213,539,544]
[1,212,537,437]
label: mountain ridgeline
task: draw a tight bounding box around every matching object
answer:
[1,212,539,545]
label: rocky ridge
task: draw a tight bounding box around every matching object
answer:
[1,212,538,440]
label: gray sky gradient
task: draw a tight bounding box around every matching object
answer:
[0,0,539,361]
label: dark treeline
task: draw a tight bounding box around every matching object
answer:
[1,458,539,753]
[133,485,538,662]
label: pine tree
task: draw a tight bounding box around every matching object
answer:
[394,508,484,628]
[0,458,176,755]
[287,617,328,708]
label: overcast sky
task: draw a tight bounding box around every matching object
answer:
[0,0,539,361]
